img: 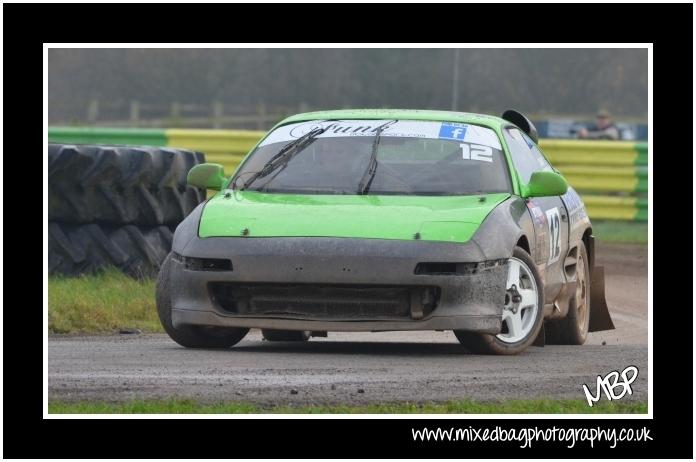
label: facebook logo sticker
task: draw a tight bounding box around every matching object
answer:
[438,123,468,140]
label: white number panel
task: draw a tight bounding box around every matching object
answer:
[546,207,561,265]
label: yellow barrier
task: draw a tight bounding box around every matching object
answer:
[167,129,262,157]
[166,129,262,175]
[558,165,639,193]
[581,195,641,221]
[539,139,641,166]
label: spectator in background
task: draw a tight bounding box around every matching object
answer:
[577,109,620,140]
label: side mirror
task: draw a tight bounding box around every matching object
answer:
[521,171,568,198]
[187,163,227,191]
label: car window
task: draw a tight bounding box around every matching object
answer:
[233,120,512,196]
[503,127,554,183]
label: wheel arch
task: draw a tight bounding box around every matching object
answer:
[516,234,531,254]
[471,196,536,261]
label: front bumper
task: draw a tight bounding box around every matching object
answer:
[170,236,508,333]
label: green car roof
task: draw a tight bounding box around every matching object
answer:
[275,109,507,130]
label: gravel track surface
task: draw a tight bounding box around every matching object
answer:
[49,242,648,406]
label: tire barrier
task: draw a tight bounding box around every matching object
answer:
[49,144,206,225]
[48,222,174,278]
[48,142,206,277]
[48,128,648,221]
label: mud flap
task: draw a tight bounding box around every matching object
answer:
[588,266,615,332]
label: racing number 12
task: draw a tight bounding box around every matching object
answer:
[546,207,561,264]
[460,143,493,163]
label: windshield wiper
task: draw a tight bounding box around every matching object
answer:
[240,123,328,191]
[357,120,396,195]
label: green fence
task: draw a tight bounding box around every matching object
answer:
[47,127,168,146]
[48,127,648,221]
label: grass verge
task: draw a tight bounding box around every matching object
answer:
[48,268,161,334]
[49,398,647,414]
[591,220,647,244]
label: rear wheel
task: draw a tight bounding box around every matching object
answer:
[261,329,311,342]
[454,246,544,355]
[545,241,591,345]
[156,253,249,348]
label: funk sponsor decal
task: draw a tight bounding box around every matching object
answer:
[260,120,503,149]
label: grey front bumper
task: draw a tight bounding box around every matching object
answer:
[170,236,508,333]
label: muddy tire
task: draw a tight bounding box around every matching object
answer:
[545,241,591,345]
[48,222,174,278]
[156,253,249,348]
[454,246,544,355]
[261,330,311,342]
[48,144,206,226]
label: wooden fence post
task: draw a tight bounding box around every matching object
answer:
[87,99,99,125]
[257,103,266,130]
[129,101,140,127]
[169,102,181,127]
[212,101,223,129]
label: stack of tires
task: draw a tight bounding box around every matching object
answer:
[48,144,206,278]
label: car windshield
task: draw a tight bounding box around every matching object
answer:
[232,119,511,195]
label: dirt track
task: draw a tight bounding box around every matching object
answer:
[48,242,648,406]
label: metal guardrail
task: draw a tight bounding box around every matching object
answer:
[48,127,648,221]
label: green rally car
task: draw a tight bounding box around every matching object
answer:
[156,109,614,355]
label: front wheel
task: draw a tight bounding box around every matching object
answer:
[156,253,249,348]
[454,246,544,355]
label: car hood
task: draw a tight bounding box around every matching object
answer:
[198,190,510,243]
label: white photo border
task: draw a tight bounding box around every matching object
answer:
[42,42,653,420]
